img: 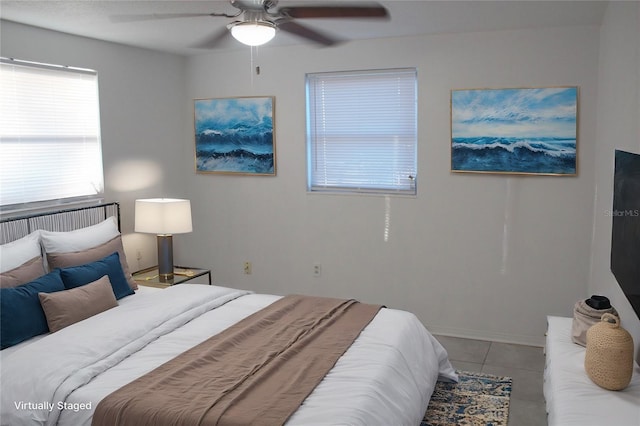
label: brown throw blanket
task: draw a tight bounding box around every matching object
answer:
[93,295,382,426]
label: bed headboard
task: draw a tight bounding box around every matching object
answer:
[0,202,120,245]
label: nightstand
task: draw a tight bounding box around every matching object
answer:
[133,265,211,289]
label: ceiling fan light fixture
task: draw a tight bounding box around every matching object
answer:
[230,21,276,46]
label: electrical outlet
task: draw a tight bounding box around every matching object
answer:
[136,250,142,261]
[244,261,252,275]
[313,263,321,277]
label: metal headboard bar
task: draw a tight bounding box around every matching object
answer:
[0,202,120,245]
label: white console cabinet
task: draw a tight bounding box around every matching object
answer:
[544,316,640,426]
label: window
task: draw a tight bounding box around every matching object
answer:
[0,58,104,211]
[306,68,417,195]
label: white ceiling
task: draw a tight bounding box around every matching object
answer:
[0,0,609,56]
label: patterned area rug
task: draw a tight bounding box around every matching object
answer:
[422,370,512,426]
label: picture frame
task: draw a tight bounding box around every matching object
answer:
[450,87,578,176]
[194,96,276,175]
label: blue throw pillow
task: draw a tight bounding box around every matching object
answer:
[0,269,66,349]
[59,252,134,300]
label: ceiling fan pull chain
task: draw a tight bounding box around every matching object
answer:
[250,46,255,86]
[250,46,262,88]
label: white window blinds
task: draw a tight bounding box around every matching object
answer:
[306,68,417,195]
[0,58,104,209]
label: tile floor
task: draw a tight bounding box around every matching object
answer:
[433,335,547,426]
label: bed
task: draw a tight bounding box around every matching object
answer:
[0,203,457,426]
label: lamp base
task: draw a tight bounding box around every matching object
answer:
[157,235,174,281]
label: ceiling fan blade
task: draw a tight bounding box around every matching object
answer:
[191,27,232,49]
[278,3,388,20]
[110,13,217,23]
[277,21,340,46]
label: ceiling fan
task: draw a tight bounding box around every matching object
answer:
[111,0,389,48]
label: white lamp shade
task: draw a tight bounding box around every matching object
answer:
[135,198,192,235]
[230,21,276,46]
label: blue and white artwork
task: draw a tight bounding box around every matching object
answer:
[194,96,275,175]
[451,87,578,175]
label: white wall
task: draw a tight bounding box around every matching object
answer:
[182,25,600,346]
[590,1,640,361]
[2,19,616,347]
[0,21,188,270]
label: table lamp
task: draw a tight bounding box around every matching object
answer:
[135,198,192,281]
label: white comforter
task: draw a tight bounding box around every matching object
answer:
[1,284,457,426]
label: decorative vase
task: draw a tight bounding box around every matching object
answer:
[584,313,634,391]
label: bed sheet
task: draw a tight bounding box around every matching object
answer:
[1,284,457,426]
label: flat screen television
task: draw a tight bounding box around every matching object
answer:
[611,149,640,319]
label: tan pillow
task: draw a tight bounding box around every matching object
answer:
[39,275,118,332]
[0,256,46,288]
[46,235,138,290]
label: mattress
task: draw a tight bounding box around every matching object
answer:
[1,284,457,426]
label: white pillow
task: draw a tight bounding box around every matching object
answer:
[40,217,119,254]
[0,231,42,273]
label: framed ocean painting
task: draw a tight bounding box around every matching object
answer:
[194,96,276,175]
[451,87,578,175]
